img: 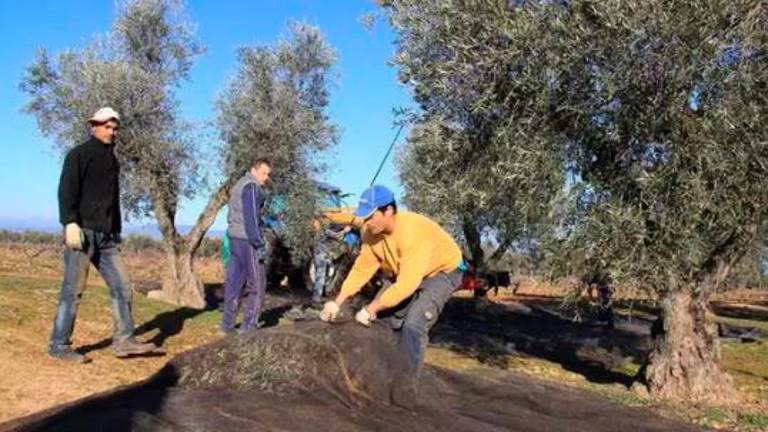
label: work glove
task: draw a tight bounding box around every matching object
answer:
[355,306,375,327]
[319,301,340,322]
[64,223,83,250]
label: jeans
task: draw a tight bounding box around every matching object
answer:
[49,229,134,353]
[221,237,267,333]
[377,270,462,373]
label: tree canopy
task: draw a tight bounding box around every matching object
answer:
[216,22,338,262]
[384,0,768,400]
[21,0,338,306]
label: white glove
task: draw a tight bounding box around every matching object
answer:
[319,301,340,322]
[65,223,83,250]
[355,307,375,327]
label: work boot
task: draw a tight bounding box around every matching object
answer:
[50,348,92,364]
[111,338,160,358]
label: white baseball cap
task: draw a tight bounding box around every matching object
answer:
[88,107,120,124]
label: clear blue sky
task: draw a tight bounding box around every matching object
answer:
[0,0,411,230]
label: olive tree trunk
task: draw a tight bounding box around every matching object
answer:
[637,226,756,401]
[639,290,733,401]
[147,179,234,309]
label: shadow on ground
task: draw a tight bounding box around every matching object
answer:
[711,301,768,322]
[432,298,653,387]
[433,296,767,388]
[79,282,316,355]
[78,283,224,354]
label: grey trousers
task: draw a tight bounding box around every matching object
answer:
[377,270,462,372]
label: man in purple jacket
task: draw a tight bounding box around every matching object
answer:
[220,158,272,334]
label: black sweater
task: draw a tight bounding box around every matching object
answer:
[58,137,122,233]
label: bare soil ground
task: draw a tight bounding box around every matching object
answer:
[0,244,224,422]
[0,244,767,431]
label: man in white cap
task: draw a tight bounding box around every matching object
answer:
[49,107,159,363]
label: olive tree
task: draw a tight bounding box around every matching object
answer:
[215,22,338,265]
[21,0,337,308]
[384,0,768,401]
[387,0,565,270]
[396,118,561,270]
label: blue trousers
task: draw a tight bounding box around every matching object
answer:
[221,237,267,332]
[49,230,134,353]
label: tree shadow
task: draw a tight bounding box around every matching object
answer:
[258,304,294,329]
[710,301,768,322]
[78,283,222,355]
[729,368,768,382]
[432,298,650,387]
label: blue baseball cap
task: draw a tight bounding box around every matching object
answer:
[354,185,395,218]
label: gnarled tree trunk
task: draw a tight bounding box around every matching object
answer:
[638,225,756,401]
[462,218,484,268]
[147,178,235,309]
[639,290,733,402]
[149,242,206,309]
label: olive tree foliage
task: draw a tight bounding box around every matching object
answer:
[397,119,561,268]
[535,0,768,401]
[21,0,203,221]
[544,3,768,298]
[216,22,338,264]
[21,0,211,307]
[724,229,768,289]
[20,1,338,308]
[389,3,565,269]
[384,0,768,401]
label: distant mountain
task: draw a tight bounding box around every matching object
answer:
[0,217,60,233]
[122,223,226,239]
[0,217,225,239]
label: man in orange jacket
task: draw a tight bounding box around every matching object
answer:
[319,185,463,372]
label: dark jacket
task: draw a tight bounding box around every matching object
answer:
[58,137,122,233]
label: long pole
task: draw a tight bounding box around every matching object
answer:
[369,122,406,186]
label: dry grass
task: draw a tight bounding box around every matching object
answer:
[0,244,225,424]
[0,243,224,286]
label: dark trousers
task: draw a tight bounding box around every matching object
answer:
[221,237,267,332]
[377,270,462,372]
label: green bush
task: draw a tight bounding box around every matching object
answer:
[197,237,223,258]
[120,234,162,253]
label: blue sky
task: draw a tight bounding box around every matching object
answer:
[0,0,411,231]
